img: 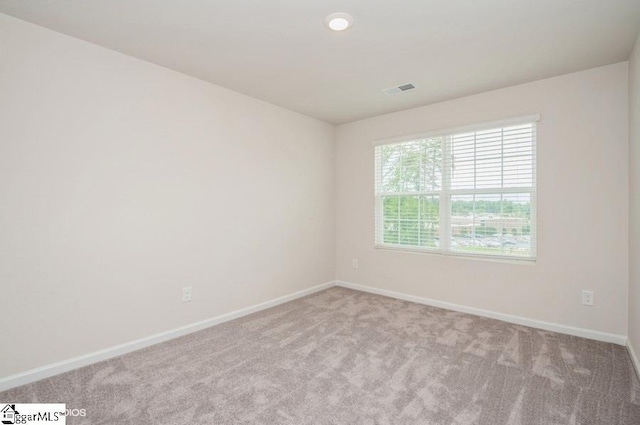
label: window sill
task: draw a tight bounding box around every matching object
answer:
[374,244,536,265]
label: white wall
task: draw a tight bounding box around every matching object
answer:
[0,14,335,378]
[336,63,629,336]
[629,32,640,361]
[0,10,634,382]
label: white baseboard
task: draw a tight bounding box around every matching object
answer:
[628,339,640,381]
[0,280,335,392]
[336,280,628,346]
[2,279,630,392]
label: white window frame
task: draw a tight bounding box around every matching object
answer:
[374,114,539,261]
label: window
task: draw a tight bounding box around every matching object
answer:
[374,115,538,260]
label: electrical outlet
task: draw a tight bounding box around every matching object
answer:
[582,290,594,306]
[352,258,359,269]
[182,286,192,303]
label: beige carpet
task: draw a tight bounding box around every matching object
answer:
[2,287,639,424]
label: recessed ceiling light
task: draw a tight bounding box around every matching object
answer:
[325,12,353,32]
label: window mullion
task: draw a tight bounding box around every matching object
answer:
[530,123,538,257]
[440,135,451,253]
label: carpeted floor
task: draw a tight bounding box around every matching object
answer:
[2,287,640,424]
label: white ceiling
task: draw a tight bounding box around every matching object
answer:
[1,0,640,124]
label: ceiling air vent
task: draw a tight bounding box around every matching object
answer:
[382,83,416,95]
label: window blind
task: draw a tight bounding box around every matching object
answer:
[374,116,537,260]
